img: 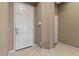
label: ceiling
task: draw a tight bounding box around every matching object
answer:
[25,2,38,6]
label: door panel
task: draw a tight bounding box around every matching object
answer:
[15,3,34,50]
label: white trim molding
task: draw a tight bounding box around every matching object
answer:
[8,49,15,56]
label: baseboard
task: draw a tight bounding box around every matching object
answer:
[60,42,79,50]
[8,49,15,56]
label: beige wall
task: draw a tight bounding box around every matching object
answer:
[58,2,79,48]
[0,3,10,55]
[0,2,14,55]
[36,2,55,49]
[41,2,55,49]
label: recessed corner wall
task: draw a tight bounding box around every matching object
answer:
[58,2,79,48]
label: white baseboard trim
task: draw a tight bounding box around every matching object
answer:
[8,49,15,56]
[60,42,79,50]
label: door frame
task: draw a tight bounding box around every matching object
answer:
[8,2,16,56]
[14,2,16,53]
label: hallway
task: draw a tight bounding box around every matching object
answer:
[15,43,79,56]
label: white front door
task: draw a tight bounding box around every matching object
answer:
[14,3,34,50]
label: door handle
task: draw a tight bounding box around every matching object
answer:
[15,28,19,34]
[38,21,41,27]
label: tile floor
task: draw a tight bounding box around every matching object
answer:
[15,43,79,56]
